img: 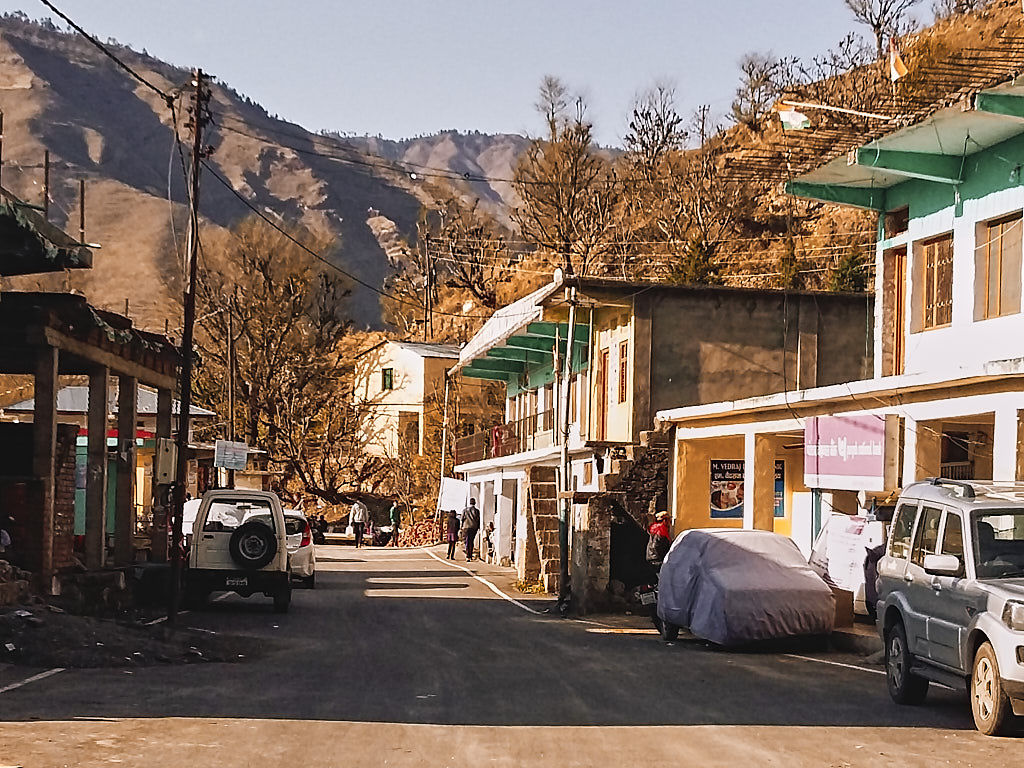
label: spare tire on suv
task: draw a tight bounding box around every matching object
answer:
[229,521,278,569]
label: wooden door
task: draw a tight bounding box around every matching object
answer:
[596,349,609,441]
[893,247,907,376]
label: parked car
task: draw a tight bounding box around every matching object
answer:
[184,489,292,612]
[657,528,834,645]
[877,478,1024,735]
[284,510,316,588]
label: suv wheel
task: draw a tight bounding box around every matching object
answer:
[885,620,929,705]
[971,642,1011,736]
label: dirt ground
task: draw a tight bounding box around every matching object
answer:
[0,604,265,668]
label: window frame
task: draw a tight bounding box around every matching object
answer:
[381,367,394,391]
[917,233,954,331]
[617,340,629,404]
[977,212,1023,321]
[889,501,918,560]
[910,505,944,568]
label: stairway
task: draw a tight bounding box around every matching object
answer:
[525,465,561,593]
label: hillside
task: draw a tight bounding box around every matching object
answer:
[0,15,524,330]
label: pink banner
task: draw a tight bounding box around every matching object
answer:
[804,415,889,489]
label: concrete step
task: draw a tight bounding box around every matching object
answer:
[830,623,882,655]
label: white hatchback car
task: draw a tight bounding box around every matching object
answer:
[284,510,316,588]
[184,489,292,612]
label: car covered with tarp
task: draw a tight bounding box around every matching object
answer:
[657,529,834,645]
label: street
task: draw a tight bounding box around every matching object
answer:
[0,545,1019,767]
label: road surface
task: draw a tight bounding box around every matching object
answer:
[0,545,1019,767]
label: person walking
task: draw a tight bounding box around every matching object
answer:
[461,498,481,561]
[445,510,460,559]
[350,498,369,548]
[389,502,401,547]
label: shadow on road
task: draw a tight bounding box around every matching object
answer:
[0,556,988,735]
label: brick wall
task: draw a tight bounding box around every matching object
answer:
[0,423,78,575]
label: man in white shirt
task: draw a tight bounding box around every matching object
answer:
[350,499,369,548]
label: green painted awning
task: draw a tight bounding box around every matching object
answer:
[0,189,93,276]
[786,79,1024,210]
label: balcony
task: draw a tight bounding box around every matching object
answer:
[456,409,555,465]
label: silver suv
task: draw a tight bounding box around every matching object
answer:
[878,479,1024,735]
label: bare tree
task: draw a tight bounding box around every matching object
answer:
[931,0,987,18]
[513,76,622,277]
[731,52,798,132]
[195,217,380,505]
[843,0,921,59]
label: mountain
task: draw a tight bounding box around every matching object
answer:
[344,132,529,225]
[0,14,525,330]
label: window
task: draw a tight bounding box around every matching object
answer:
[618,341,629,404]
[918,234,953,330]
[202,499,276,533]
[911,505,943,567]
[975,214,1022,320]
[940,512,964,563]
[381,368,394,391]
[889,502,917,559]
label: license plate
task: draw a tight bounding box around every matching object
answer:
[639,591,657,606]
[225,576,248,587]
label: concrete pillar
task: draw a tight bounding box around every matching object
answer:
[32,346,59,582]
[150,387,173,562]
[992,406,1019,482]
[85,368,109,569]
[114,376,138,566]
[743,432,775,531]
[912,419,942,483]
[674,439,710,535]
[902,418,919,487]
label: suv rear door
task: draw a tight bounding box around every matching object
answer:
[193,495,278,571]
[903,504,944,659]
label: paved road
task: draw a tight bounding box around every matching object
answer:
[0,546,1020,767]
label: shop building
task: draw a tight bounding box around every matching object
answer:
[658,78,1024,553]
[450,275,871,608]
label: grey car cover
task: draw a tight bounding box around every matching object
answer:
[657,529,835,645]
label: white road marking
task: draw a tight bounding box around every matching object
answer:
[0,667,64,695]
[784,654,885,676]
[424,549,543,615]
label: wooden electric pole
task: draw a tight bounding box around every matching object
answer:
[169,69,210,623]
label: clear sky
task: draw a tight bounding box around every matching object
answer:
[0,1,929,146]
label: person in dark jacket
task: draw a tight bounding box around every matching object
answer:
[461,499,481,561]
[445,510,460,559]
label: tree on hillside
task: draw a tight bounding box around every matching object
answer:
[194,217,382,505]
[513,76,622,277]
[731,52,798,132]
[932,0,987,18]
[843,0,921,59]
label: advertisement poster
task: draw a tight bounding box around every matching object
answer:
[774,461,785,518]
[710,460,786,519]
[710,460,744,518]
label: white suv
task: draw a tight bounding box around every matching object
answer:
[877,479,1024,735]
[184,490,292,613]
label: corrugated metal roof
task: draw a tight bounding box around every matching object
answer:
[391,341,461,359]
[6,385,216,417]
[455,281,562,369]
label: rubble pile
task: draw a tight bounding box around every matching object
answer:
[399,517,441,547]
[0,560,31,606]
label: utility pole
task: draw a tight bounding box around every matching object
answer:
[169,69,210,623]
[42,150,49,219]
[558,284,577,614]
[226,307,236,489]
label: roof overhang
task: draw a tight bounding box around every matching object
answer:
[787,78,1024,211]
[0,188,93,275]
[656,358,1024,431]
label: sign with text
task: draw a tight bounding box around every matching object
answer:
[804,415,898,491]
[711,459,786,519]
[214,440,249,471]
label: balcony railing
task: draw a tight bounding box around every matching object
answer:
[455,409,555,465]
[941,461,974,480]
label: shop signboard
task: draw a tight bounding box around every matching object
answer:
[214,440,249,471]
[710,460,786,519]
[804,414,898,491]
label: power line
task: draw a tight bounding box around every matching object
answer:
[36,0,175,105]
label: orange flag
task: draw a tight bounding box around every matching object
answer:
[889,40,909,83]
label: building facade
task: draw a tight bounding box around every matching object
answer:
[659,78,1024,556]
[452,276,872,609]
